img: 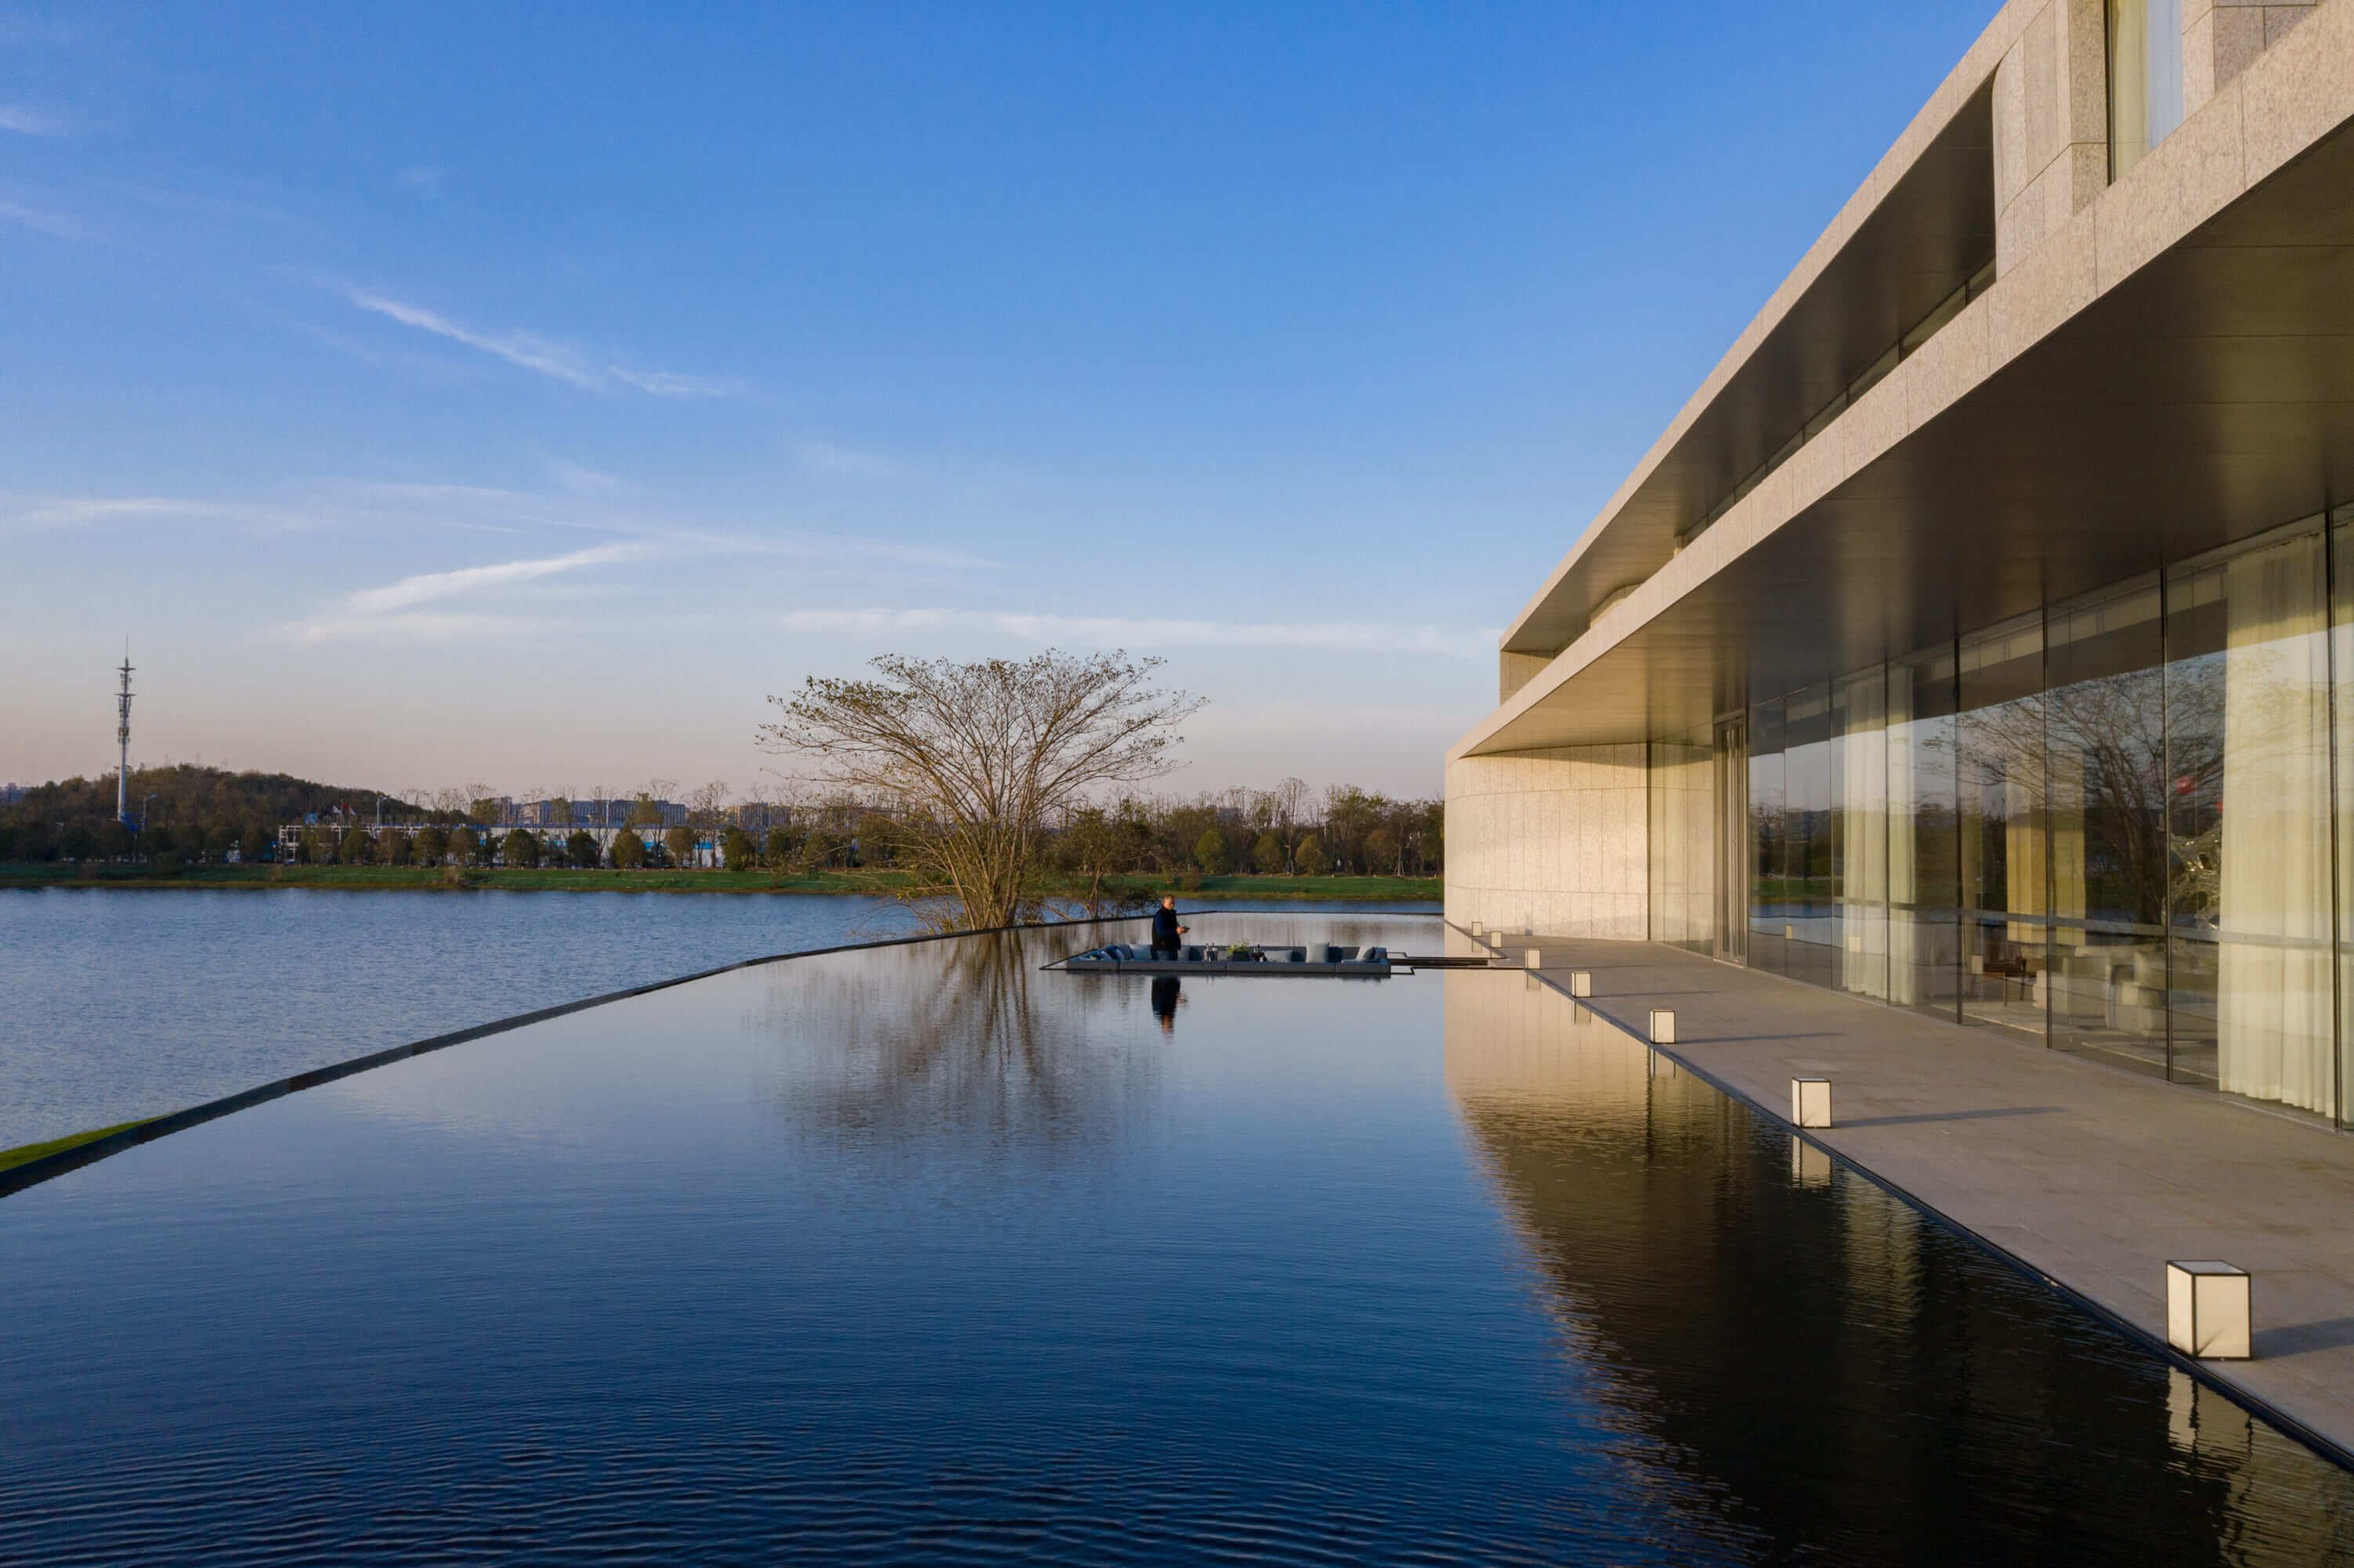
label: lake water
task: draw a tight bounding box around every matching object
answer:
[3,912,2349,1564]
[0,888,1436,1148]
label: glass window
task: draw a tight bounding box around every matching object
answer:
[2110,0,2184,182]
[1889,643,1961,1018]
[1749,700,1788,976]
[1784,685,1836,990]
[2045,576,2168,1077]
[1716,721,1749,965]
[1834,667,1890,1001]
[2167,521,2333,1113]
[2334,513,2354,1126]
[1958,613,2050,1040]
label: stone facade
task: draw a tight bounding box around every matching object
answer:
[1443,745,1647,939]
[1993,0,2110,276]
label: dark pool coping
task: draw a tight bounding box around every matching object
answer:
[1488,950,2354,1474]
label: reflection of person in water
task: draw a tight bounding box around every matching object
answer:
[1150,975,1181,1034]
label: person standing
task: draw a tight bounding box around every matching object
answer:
[1151,895,1187,959]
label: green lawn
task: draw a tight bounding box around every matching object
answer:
[0,862,1440,901]
[0,1118,155,1174]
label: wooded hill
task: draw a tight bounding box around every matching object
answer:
[0,764,428,862]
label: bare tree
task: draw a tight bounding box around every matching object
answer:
[689,779,732,831]
[761,650,1202,930]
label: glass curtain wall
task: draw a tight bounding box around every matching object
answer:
[2335,512,2354,1126]
[2044,576,2168,1077]
[1673,511,2352,1126]
[1750,701,1788,976]
[1958,615,2048,1042]
[2165,522,2333,1111]
[1834,669,1889,1000]
[1784,686,1837,989]
[1890,644,1960,1019]
[1716,721,1749,965]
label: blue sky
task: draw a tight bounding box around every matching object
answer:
[2,2,1991,801]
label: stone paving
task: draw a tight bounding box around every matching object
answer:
[1452,927,2354,1462]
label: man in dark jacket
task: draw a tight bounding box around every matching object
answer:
[1150,896,1186,958]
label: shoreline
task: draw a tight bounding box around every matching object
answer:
[0,863,1441,901]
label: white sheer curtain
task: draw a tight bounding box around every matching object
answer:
[2110,0,2184,179]
[2217,530,2334,1112]
[1886,664,1922,1006]
[1838,670,1889,998]
[2148,0,2184,147]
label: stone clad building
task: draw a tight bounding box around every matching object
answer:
[1447,0,2354,1124]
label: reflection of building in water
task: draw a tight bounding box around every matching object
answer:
[1442,974,2354,1563]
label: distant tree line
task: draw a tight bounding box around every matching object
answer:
[1047,782,1441,885]
[0,764,1442,887]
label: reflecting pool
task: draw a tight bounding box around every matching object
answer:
[3,913,2349,1564]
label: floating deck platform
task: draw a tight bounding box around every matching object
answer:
[1053,942,1394,977]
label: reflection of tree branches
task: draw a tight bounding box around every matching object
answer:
[2043,677,2171,927]
[757,927,1156,1161]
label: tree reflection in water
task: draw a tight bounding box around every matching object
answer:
[754,927,1160,1165]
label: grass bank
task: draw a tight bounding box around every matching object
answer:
[0,862,1440,901]
[0,1118,156,1175]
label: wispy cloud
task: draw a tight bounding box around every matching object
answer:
[659,525,994,573]
[0,104,67,136]
[549,461,624,496]
[764,608,1492,657]
[345,288,601,388]
[0,481,998,575]
[341,286,739,399]
[609,365,743,399]
[397,165,444,195]
[0,493,310,533]
[793,439,895,478]
[287,542,650,643]
[0,199,81,238]
[343,543,647,616]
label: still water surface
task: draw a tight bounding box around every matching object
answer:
[3,912,2349,1563]
[0,891,1435,1147]
[0,887,920,1147]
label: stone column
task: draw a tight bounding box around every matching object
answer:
[2186,1,2318,115]
[1992,0,2111,276]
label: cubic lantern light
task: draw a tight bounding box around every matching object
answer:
[1791,1077,1833,1129]
[2167,1262,2251,1360]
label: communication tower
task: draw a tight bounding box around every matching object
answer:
[116,646,135,827]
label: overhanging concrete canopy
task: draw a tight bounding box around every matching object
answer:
[1501,81,1998,659]
[1464,111,2354,757]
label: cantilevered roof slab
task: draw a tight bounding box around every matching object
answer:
[1499,81,1998,657]
[1460,32,2354,758]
